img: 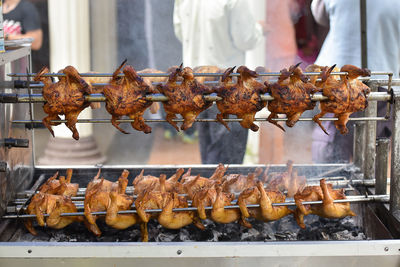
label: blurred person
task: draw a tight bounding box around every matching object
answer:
[3,0,43,50]
[259,0,298,164]
[311,0,400,163]
[173,0,265,164]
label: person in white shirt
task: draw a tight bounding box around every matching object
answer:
[311,0,400,163]
[173,0,265,164]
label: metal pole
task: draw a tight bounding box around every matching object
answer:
[364,82,378,179]
[360,0,368,68]
[390,89,400,212]
[353,121,366,172]
[375,138,390,195]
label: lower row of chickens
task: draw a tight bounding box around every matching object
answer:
[24,165,356,242]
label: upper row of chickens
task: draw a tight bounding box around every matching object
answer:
[34,62,371,140]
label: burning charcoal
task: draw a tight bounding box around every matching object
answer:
[156,232,177,242]
[240,228,261,241]
[208,230,222,242]
[179,228,193,242]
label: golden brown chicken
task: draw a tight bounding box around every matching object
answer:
[210,185,241,224]
[34,66,93,140]
[105,189,139,231]
[135,176,201,241]
[191,184,218,221]
[38,169,79,197]
[266,63,318,131]
[311,64,371,134]
[132,168,185,195]
[238,181,292,228]
[181,164,227,198]
[264,161,306,197]
[221,168,263,194]
[215,66,267,132]
[84,169,130,236]
[24,192,82,235]
[103,60,156,134]
[156,65,213,131]
[294,179,356,228]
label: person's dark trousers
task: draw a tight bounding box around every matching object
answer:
[198,105,248,164]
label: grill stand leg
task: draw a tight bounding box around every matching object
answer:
[390,89,400,213]
[376,138,390,195]
[364,82,378,179]
[353,121,366,172]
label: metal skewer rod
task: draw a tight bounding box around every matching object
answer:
[7,71,393,78]
[0,91,392,103]
[2,194,389,219]
[10,117,390,125]
[14,177,377,199]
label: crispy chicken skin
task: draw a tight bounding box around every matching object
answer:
[266,63,318,131]
[24,192,82,235]
[238,181,292,228]
[34,66,93,140]
[215,66,267,132]
[132,168,185,195]
[221,167,263,194]
[103,60,156,134]
[210,186,241,224]
[38,169,79,197]
[83,169,130,236]
[180,164,227,198]
[294,179,356,228]
[156,65,213,131]
[310,64,371,135]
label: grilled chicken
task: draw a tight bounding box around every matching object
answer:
[135,176,200,241]
[221,167,263,194]
[263,161,306,197]
[34,66,93,140]
[191,185,218,221]
[84,169,130,236]
[266,63,318,131]
[156,65,213,131]
[138,68,170,114]
[215,66,267,132]
[180,164,227,198]
[238,181,292,228]
[210,185,241,224]
[103,60,156,134]
[311,64,371,134]
[294,179,356,228]
[24,192,82,235]
[105,190,138,231]
[132,168,185,195]
[38,169,79,197]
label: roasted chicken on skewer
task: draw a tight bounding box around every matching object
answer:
[238,181,292,228]
[38,169,79,197]
[215,66,267,132]
[294,178,356,229]
[263,161,306,197]
[84,169,133,236]
[34,65,93,140]
[103,60,156,134]
[210,185,241,225]
[180,164,227,198]
[266,63,318,131]
[310,64,371,134]
[221,167,263,194]
[24,192,83,235]
[156,65,213,131]
[132,168,185,195]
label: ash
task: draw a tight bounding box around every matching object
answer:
[15,215,366,242]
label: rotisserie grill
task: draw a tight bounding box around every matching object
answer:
[1,47,400,267]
